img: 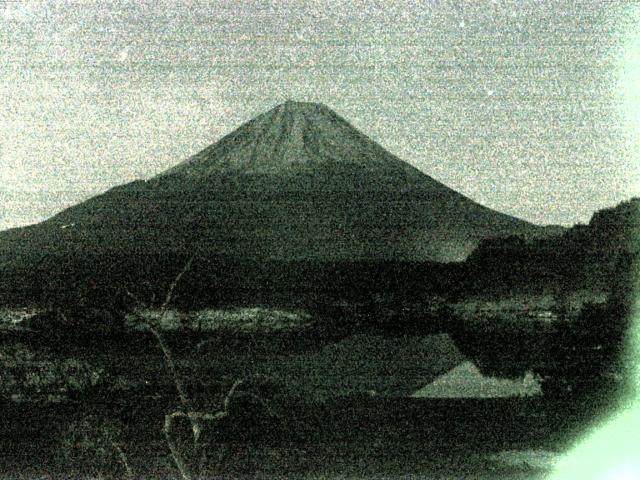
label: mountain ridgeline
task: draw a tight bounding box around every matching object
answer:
[0,102,553,302]
[0,100,609,308]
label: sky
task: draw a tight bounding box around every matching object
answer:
[1,0,640,230]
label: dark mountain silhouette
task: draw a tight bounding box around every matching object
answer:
[0,101,554,258]
[0,101,561,305]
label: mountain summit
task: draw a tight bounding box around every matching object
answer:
[160,100,428,186]
[1,101,552,272]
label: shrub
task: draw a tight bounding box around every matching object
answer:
[0,344,104,402]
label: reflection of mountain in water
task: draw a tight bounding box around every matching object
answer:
[411,360,542,398]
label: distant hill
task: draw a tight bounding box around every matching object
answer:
[463,197,640,299]
[0,101,558,305]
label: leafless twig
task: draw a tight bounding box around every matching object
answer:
[112,442,135,480]
[127,257,277,480]
[162,257,194,310]
[128,256,246,480]
[127,258,195,410]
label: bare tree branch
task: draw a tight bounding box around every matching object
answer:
[147,323,192,411]
[164,412,193,480]
[162,256,194,311]
[124,288,143,306]
[128,256,198,479]
[112,442,135,480]
[223,378,245,412]
[128,255,271,480]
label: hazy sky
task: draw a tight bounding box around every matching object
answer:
[2,0,640,230]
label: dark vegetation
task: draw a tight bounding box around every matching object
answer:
[1,255,465,310]
[2,197,636,313]
[0,199,637,477]
[464,198,639,296]
[449,200,639,403]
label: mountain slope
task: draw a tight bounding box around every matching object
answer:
[0,101,552,274]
